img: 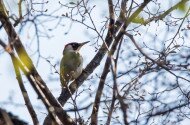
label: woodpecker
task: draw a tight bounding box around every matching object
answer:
[60,41,89,88]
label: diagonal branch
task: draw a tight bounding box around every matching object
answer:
[0,4,76,124]
[58,0,116,106]
[143,0,189,25]
[0,39,63,125]
[0,108,14,125]
[58,0,152,108]
[0,5,63,112]
[11,52,39,125]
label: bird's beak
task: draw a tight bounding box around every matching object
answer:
[80,41,90,46]
[77,41,90,51]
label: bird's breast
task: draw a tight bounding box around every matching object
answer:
[61,52,83,80]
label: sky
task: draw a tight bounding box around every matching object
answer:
[0,0,190,125]
[0,0,103,124]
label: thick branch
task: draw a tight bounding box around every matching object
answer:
[0,39,63,125]
[58,0,116,106]
[0,37,39,124]
[0,10,76,124]
[58,0,151,108]
[11,55,39,125]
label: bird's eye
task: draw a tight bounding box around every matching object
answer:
[72,44,77,47]
[71,43,79,50]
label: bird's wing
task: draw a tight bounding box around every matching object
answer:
[60,52,82,85]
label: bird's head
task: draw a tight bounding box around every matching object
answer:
[63,41,90,54]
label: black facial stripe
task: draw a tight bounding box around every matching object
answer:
[71,43,80,50]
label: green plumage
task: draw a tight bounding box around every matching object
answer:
[60,51,82,87]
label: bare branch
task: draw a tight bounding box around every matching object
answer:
[0,5,76,124]
[143,0,189,25]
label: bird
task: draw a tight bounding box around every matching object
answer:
[60,41,89,88]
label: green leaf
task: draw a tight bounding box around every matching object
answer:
[131,16,145,25]
[178,1,187,12]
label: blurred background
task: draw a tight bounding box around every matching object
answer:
[0,0,190,124]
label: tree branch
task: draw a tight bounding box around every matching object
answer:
[58,0,151,108]
[143,0,189,25]
[0,5,76,124]
[11,51,39,125]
